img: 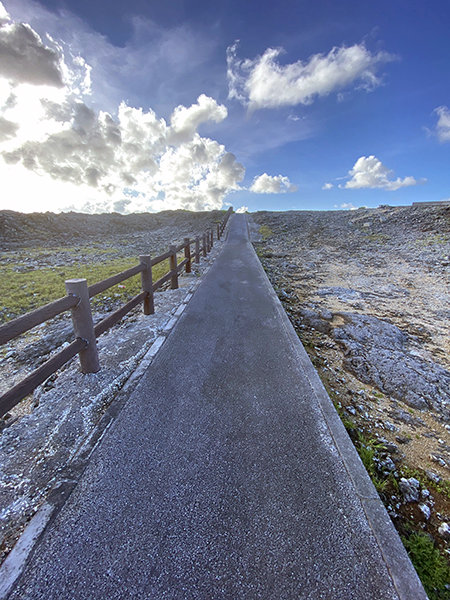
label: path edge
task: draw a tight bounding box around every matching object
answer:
[246,215,428,600]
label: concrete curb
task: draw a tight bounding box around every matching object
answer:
[247,219,428,600]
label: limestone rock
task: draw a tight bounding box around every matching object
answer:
[399,477,420,503]
[438,522,450,540]
[333,313,450,412]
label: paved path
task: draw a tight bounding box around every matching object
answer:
[6,215,426,599]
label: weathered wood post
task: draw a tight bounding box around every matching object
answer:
[184,238,191,274]
[65,278,100,373]
[217,223,220,240]
[139,255,154,315]
[169,245,178,289]
[210,229,214,248]
[202,233,207,257]
[206,230,211,253]
[195,236,200,263]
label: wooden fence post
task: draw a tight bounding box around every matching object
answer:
[195,236,200,263]
[206,231,211,253]
[210,229,214,248]
[184,238,191,273]
[169,245,178,289]
[202,233,207,257]
[139,255,154,315]
[65,278,100,373]
[217,223,220,240]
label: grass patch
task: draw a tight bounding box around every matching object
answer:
[402,533,450,599]
[435,478,450,500]
[365,233,390,243]
[0,256,172,323]
[353,431,391,494]
[416,233,449,247]
[259,225,273,241]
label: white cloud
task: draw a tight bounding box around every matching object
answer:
[250,173,297,194]
[342,156,422,191]
[0,10,244,213]
[322,182,333,190]
[0,2,9,25]
[168,94,227,145]
[227,41,395,110]
[334,202,358,210]
[236,205,248,213]
[434,106,450,142]
[156,135,244,211]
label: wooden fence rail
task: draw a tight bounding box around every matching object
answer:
[0,207,232,417]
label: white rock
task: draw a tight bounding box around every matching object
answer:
[418,504,431,520]
[438,523,450,539]
[399,477,420,503]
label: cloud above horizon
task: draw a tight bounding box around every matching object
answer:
[434,106,450,142]
[227,41,395,111]
[342,155,422,191]
[250,172,297,194]
[334,202,359,210]
[0,4,244,213]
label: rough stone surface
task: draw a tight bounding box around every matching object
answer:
[418,504,431,520]
[399,477,421,503]
[333,313,450,411]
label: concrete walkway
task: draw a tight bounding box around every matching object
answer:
[5,215,426,599]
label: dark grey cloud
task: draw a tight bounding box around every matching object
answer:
[0,22,63,87]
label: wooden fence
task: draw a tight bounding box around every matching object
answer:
[0,207,233,417]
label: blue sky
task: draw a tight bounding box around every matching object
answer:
[0,0,449,213]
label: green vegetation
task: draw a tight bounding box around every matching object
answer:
[349,429,450,594]
[352,431,391,494]
[402,533,450,599]
[435,478,450,500]
[401,465,450,501]
[0,256,172,323]
[258,225,273,241]
[416,233,449,247]
[365,233,390,243]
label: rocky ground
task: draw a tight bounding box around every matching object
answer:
[250,204,450,580]
[0,210,225,564]
[1,205,449,593]
[0,209,225,251]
